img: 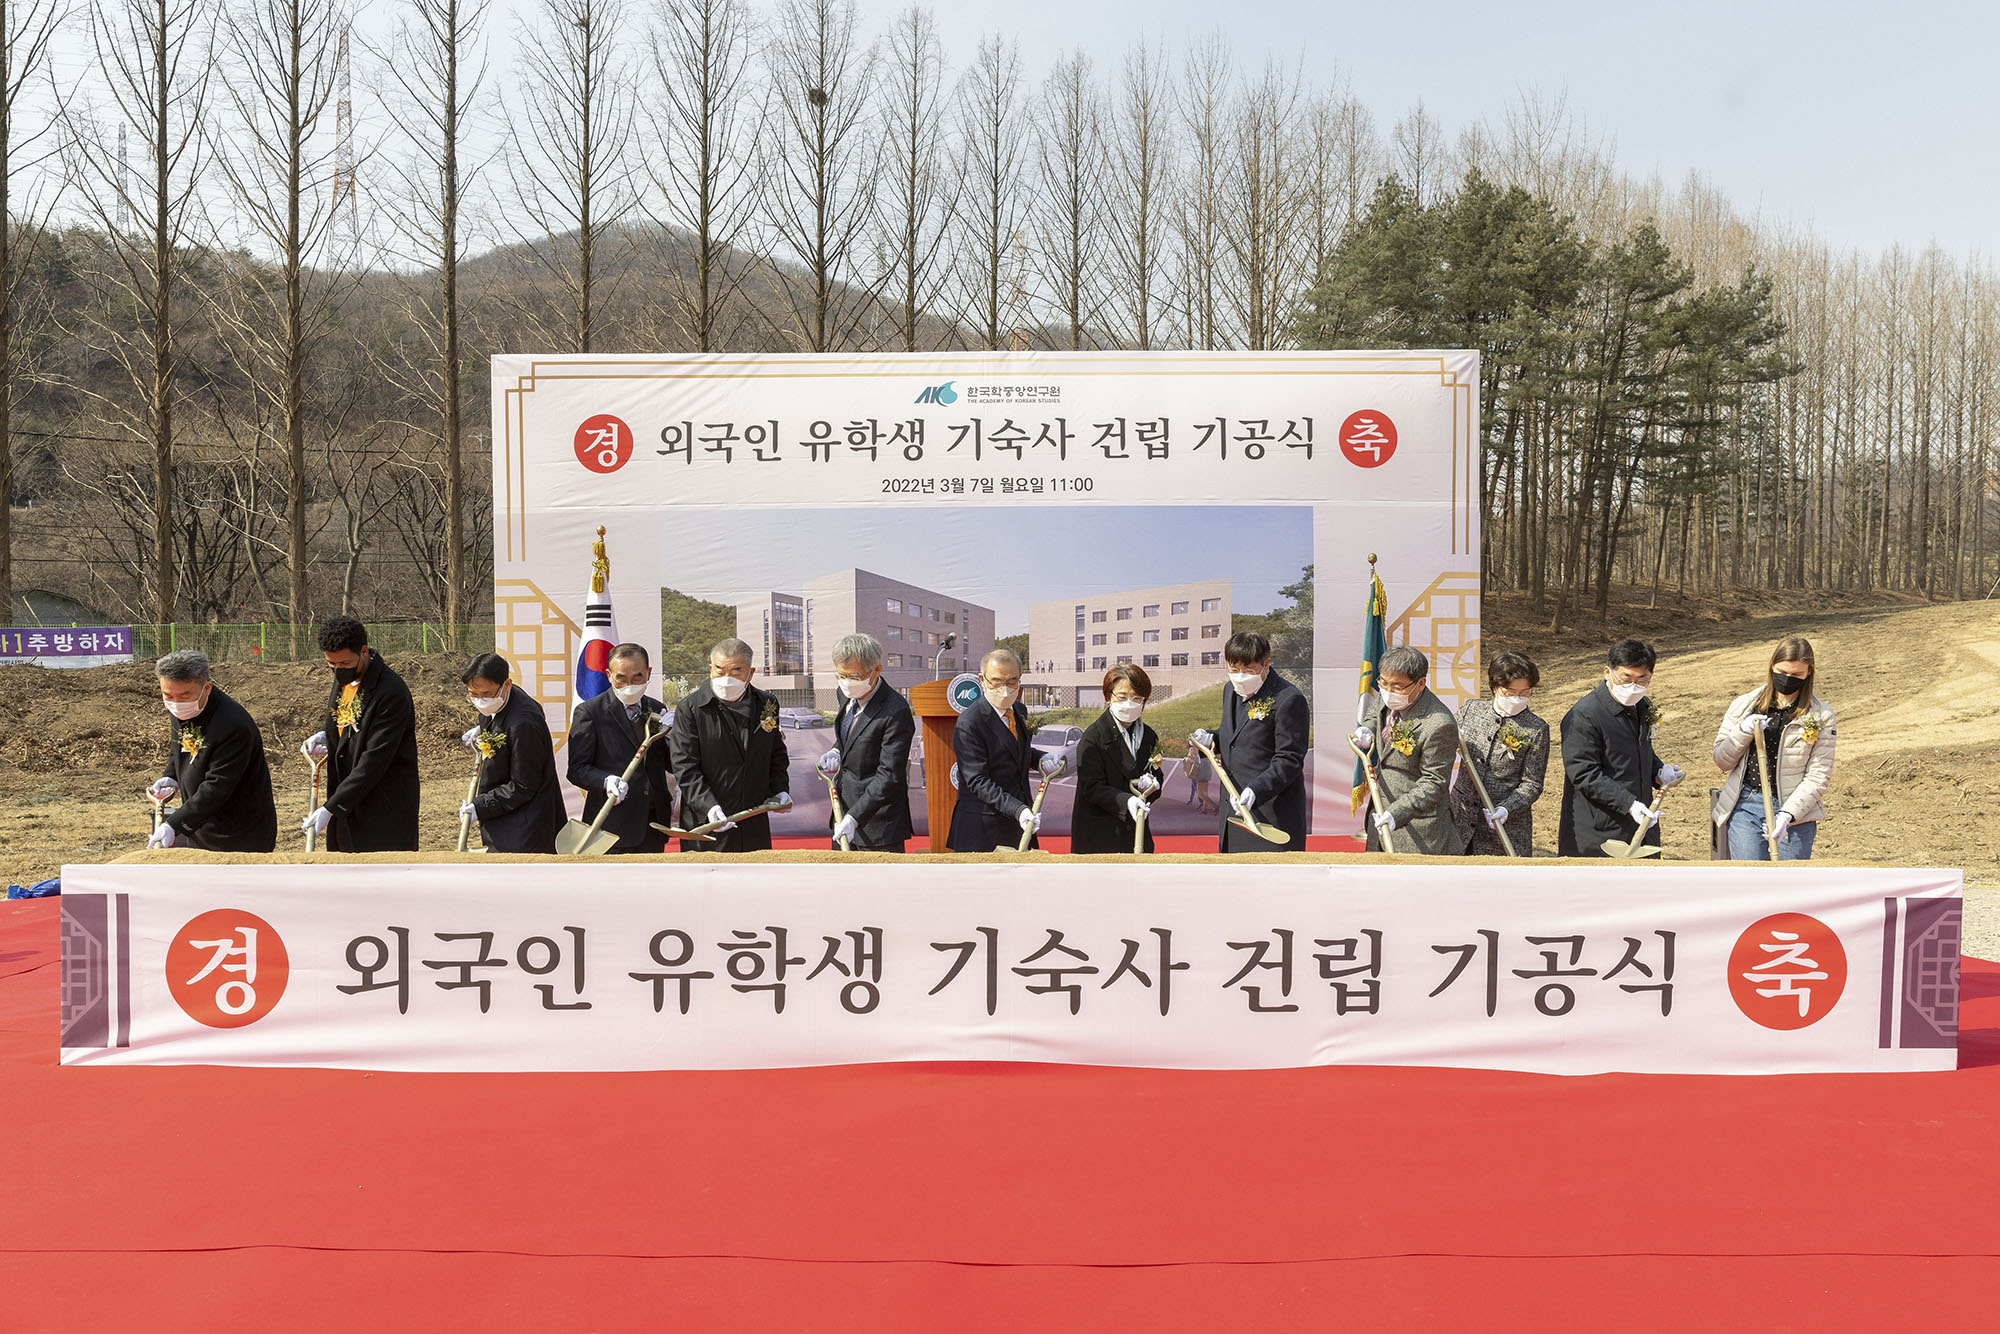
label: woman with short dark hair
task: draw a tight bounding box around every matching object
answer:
[1711,636,1836,860]
[1071,663,1165,853]
[1450,651,1550,856]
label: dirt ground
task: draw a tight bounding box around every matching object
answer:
[5,591,1996,946]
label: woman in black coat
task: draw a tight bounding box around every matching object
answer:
[1071,664,1165,854]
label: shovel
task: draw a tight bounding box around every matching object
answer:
[304,754,326,852]
[557,722,664,856]
[1603,789,1665,859]
[1017,755,1066,852]
[1128,778,1160,855]
[455,757,482,853]
[1345,735,1403,854]
[661,795,789,846]
[1455,734,1519,857]
[818,750,850,851]
[1751,726,1782,863]
[1196,737,1291,846]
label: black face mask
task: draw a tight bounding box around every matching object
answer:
[1771,670,1808,697]
[334,653,365,686]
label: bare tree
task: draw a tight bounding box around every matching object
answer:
[639,0,762,351]
[0,0,64,620]
[1172,35,1230,349]
[503,0,637,353]
[1105,37,1171,350]
[65,0,215,623]
[951,33,1024,350]
[1222,57,1305,349]
[372,0,491,637]
[1031,49,1105,350]
[762,0,877,351]
[875,4,954,351]
[1390,97,1443,205]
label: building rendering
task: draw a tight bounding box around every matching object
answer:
[739,569,996,707]
[1024,578,1232,705]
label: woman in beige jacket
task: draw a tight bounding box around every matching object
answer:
[1711,636,1837,860]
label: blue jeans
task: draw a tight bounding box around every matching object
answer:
[1725,789,1818,861]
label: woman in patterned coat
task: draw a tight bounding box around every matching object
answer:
[1451,651,1551,856]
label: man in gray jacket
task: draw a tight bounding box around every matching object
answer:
[1349,645,1466,855]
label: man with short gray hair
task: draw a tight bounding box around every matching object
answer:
[146,650,277,852]
[1347,644,1465,855]
[821,633,915,851]
[947,647,1060,852]
[668,638,793,852]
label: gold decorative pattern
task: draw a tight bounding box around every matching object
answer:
[1386,570,1484,715]
[494,578,582,751]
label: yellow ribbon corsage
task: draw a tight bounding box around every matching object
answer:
[760,699,779,732]
[334,690,365,732]
[1497,720,1532,755]
[475,728,509,759]
[1799,712,1826,745]
[178,728,205,758]
[1246,698,1273,722]
[1389,719,1419,756]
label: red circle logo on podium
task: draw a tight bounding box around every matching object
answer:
[1728,912,1846,1030]
[575,414,634,474]
[1339,410,1397,468]
[166,909,290,1028]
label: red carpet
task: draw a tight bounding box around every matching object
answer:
[6,893,1999,1331]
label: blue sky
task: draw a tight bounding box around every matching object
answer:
[657,504,1314,633]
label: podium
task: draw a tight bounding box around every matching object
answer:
[908,680,962,851]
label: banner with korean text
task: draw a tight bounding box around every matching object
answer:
[60,862,1960,1075]
[492,352,1481,840]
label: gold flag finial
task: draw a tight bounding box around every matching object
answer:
[590,525,610,595]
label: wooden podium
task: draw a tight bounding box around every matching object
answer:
[908,679,962,851]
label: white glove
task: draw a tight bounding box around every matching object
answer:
[1017,807,1041,832]
[1373,810,1396,833]
[303,805,332,835]
[1738,714,1768,736]
[1232,786,1257,821]
[604,775,629,805]
[1658,764,1685,789]
[1483,805,1509,829]
[148,777,179,800]
[817,749,841,777]
[772,790,794,813]
[833,813,858,844]
[1038,754,1062,777]
[1628,799,1652,824]
[459,800,477,820]
[461,725,482,749]
[1127,794,1149,824]
[301,731,328,759]
[147,823,177,849]
[1350,727,1374,750]
[1189,729,1215,752]
[1133,773,1160,795]
[708,804,738,832]
[1762,812,1794,841]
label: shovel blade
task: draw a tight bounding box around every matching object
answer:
[556,819,620,856]
[1603,838,1661,859]
[1228,816,1291,846]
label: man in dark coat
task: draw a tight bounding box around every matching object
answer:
[146,649,277,853]
[823,633,915,852]
[300,615,421,853]
[1558,638,1687,856]
[567,642,675,854]
[669,638,792,853]
[459,652,566,854]
[946,649,1058,852]
[1193,632,1310,853]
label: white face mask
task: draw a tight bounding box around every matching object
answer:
[711,674,748,702]
[1607,680,1648,707]
[1229,670,1266,699]
[1381,686,1418,711]
[839,674,877,702]
[1493,693,1529,718]
[985,685,1019,712]
[163,691,206,722]
[612,682,648,706]
[470,686,508,716]
[1109,699,1144,725]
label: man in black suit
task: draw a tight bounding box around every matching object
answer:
[822,633,915,852]
[669,637,792,853]
[458,652,566,854]
[1191,631,1310,853]
[300,616,421,852]
[146,649,277,852]
[1559,638,1687,856]
[946,648,1060,852]
[567,643,675,854]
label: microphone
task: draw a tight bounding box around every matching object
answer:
[933,632,958,679]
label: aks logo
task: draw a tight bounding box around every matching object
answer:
[914,380,958,406]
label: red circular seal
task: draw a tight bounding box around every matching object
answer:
[1339,410,1398,468]
[574,414,633,474]
[166,909,290,1028]
[1727,912,1846,1031]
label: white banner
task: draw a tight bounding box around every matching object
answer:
[59,862,1960,1075]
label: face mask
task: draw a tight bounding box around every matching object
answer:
[1771,670,1808,697]
[985,685,1019,712]
[1493,693,1529,718]
[1229,671,1266,699]
[470,689,508,716]
[1381,686,1418,711]
[163,692,206,722]
[839,675,877,702]
[613,682,648,706]
[1109,699,1144,725]
[711,674,748,702]
[334,665,359,686]
[1608,681,1648,707]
